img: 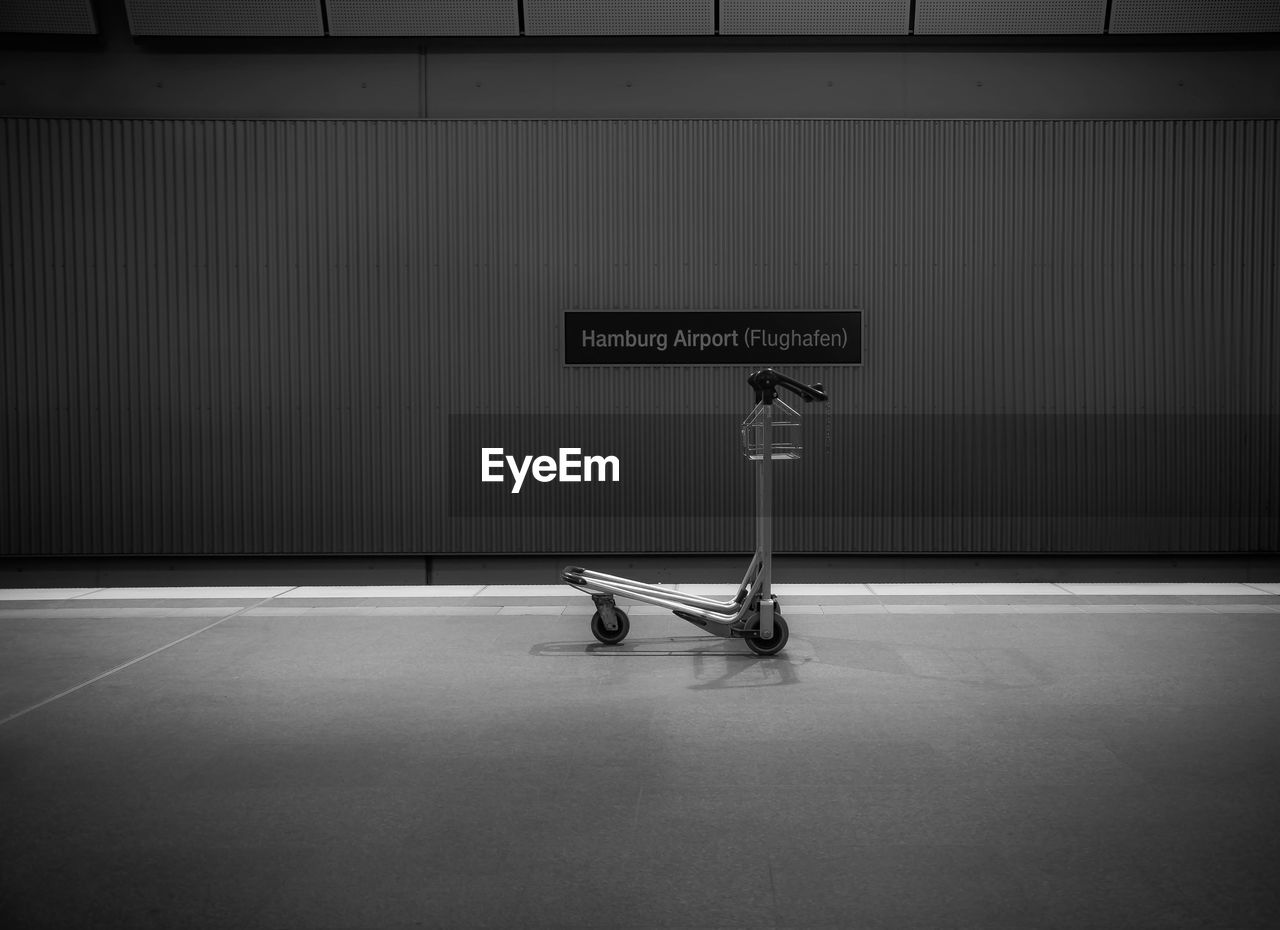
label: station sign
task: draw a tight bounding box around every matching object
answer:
[563,310,862,366]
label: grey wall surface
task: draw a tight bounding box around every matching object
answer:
[2,117,1276,556]
[2,46,1279,119]
[1,0,1278,120]
[423,49,1280,119]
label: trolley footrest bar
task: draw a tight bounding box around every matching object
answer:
[574,575,746,615]
[566,567,747,611]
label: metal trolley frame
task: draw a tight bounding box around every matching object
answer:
[562,368,827,656]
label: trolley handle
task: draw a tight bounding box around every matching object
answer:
[748,368,827,404]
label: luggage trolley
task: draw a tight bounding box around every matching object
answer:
[562,368,828,656]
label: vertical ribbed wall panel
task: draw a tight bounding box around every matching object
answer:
[1,119,432,555]
[2,119,1276,556]
[421,119,1278,555]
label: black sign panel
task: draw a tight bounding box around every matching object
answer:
[563,310,862,366]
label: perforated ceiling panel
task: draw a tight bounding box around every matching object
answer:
[124,0,324,36]
[915,0,1106,34]
[1110,0,1280,33]
[326,0,519,35]
[720,0,908,34]
[523,0,713,35]
[0,0,97,33]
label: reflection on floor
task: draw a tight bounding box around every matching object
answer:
[2,583,1279,928]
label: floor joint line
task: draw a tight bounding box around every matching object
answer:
[0,595,274,729]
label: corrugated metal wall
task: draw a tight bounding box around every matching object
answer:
[2,118,1277,555]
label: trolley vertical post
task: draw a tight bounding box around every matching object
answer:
[758,400,774,640]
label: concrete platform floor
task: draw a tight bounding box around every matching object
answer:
[2,583,1280,929]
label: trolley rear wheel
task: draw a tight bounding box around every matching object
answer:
[745,613,789,656]
[590,608,630,645]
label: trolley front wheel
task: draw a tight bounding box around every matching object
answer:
[745,613,789,657]
[590,608,630,645]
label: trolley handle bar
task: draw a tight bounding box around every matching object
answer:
[748,368,827,405]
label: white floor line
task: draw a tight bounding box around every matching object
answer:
[0,588,102,601]
[77,586,296,600]
[475,585,579,597]
[866,583,1071,596]
[278,585,486,598]
[3,583,1279,602]
[1055,583,1264,596]
[0,596,274,729]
